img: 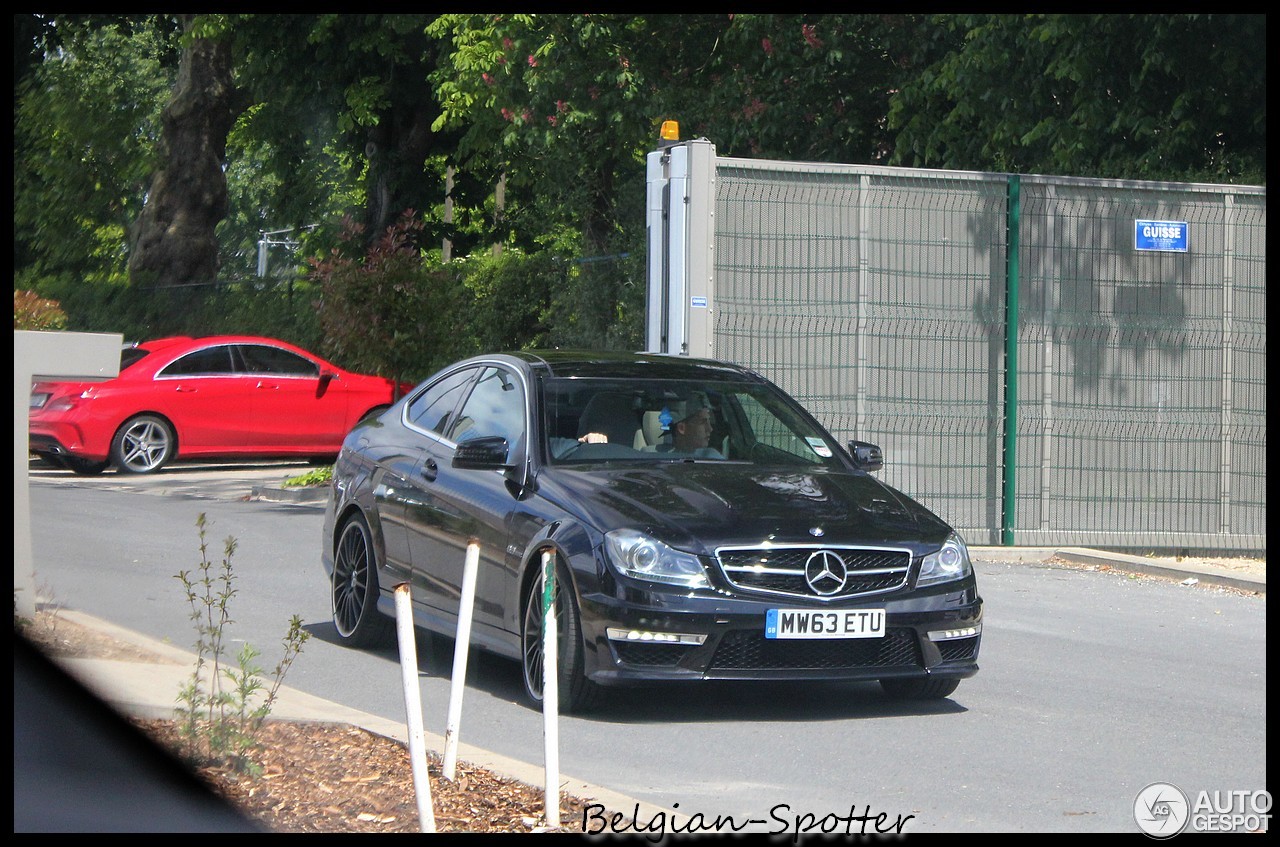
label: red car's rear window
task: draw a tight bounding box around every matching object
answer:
[120,347,152,371]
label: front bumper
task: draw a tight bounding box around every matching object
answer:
[575,583,983,687]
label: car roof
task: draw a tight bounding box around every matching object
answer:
[494,350,769,383]
[137,335,305,349]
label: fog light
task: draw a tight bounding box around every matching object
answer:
[927,624,982,642]
[607,628,706,645]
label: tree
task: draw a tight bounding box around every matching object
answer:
[13,13,1265,346]
[651,14,923,165]
[225,14,464,250]
[887,14,1266,183]
[14,17,177,286]
[127,14,247,289]
[426,14,930,347]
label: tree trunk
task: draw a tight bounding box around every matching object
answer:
[362,101,437,242]
[128,15,243,290]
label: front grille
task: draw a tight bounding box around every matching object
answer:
[709,628,922,671]
[716,545,912,600]
[936,636,980,663]
[613,641,697,667]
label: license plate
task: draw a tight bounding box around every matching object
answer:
[30,393,49,409]
[765,608,886,639]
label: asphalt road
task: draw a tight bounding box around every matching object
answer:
[27,462,1268,833]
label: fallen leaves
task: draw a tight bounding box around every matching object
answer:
[133,718,606,833]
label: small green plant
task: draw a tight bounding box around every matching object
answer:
[174,513,310,774]
[284,465,333,488]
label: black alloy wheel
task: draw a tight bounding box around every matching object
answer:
[521,557,602,713]
[331,514,395,648]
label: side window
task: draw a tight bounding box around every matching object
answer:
[406,368,476,436]
[159,346,236,376]
[447,366,525,446]
[238,344,318,376]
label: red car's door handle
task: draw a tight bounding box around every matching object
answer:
[174,385,197,393]
[255,381,279,390]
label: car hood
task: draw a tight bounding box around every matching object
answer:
[540,462,951,554]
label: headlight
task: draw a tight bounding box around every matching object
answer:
[604,529,709,589]
[917,532,973,587]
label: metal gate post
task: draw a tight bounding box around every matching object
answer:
[1002,176,1021,546]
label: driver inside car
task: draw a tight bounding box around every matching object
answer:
[657,392,724,459]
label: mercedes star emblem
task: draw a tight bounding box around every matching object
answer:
[804,550,848,596]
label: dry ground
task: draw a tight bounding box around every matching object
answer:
[18,609,610,834]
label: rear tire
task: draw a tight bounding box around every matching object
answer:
[331,513,395,648]
[879,676,960,700]
[63,456,109,476]
[521,557,602,713]
[110,414,174,474]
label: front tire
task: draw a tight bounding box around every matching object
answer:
[331,513,395,648]
[521,557,602,713]
[110,414,174,474]
[879,676,960,700]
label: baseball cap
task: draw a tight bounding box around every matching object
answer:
[659,391,713,430]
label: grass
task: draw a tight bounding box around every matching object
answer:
[283,466,333,488]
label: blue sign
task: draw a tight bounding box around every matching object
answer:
[1135,220,1188,253]
[690,295,708,308]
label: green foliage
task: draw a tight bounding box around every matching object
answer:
[428,14,660,258]
[454,249,558,350]
[173,514,310,774]
[12,13,1266,361]
[284,466,333,488]
[887,14,1266,183]
[310,210,477,385]
[14,291,69,331]
[545,244,646,351]
[19,268,165,338]
[651,14,910,164]
[17,266,320,348]
[13,19,176,282]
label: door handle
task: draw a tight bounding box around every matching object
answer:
[420,458,438,482]
[256,381,279,390]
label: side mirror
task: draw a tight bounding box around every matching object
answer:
[319,370,338,386]
[848,440,884,473]
[452,435,510,470]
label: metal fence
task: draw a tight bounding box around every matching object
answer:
[645,141,1266,551]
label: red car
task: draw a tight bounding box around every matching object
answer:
[29,335,414,475]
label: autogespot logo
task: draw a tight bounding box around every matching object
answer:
[1134,783,1190,838]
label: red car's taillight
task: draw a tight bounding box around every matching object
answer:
[43,391,89,413]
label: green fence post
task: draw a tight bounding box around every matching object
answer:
[1002,175,1021,546]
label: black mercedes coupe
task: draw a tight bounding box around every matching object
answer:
[321,351,982,711]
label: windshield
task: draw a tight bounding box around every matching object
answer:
[542,377,844,468]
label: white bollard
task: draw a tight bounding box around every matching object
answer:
[394,583,436,833]
[541,550,560,829]
[443,541,480,781]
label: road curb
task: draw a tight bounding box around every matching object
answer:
[1052,547,1265,594]
[251,485,329,504]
